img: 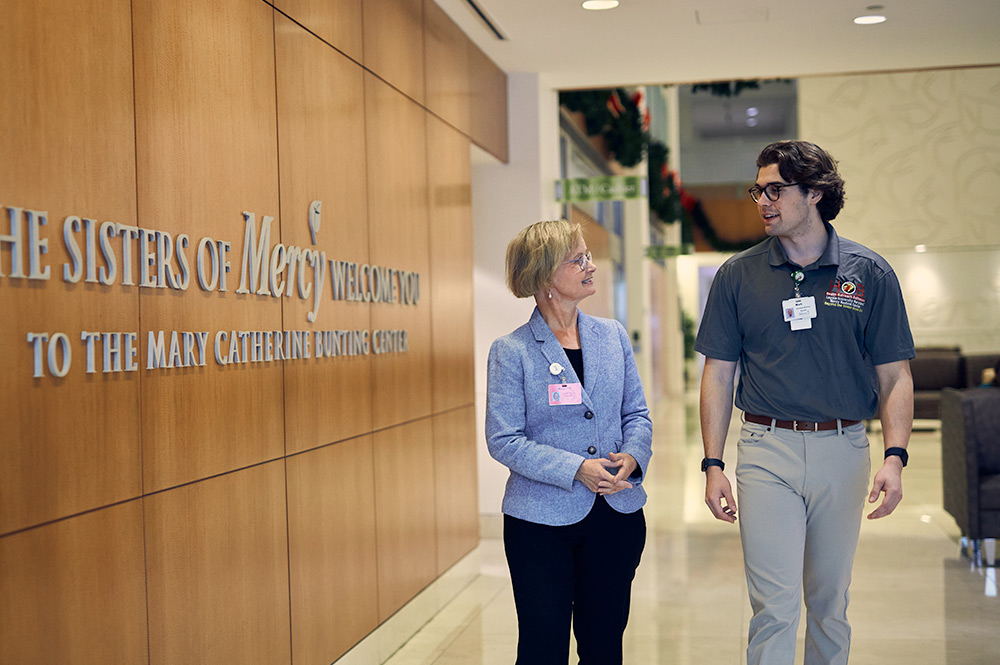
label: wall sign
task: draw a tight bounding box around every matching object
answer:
[555,176,647,203]
[1,201,420,377]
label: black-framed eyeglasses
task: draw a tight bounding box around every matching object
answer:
[563,250,593,272]
[748,182,801,203]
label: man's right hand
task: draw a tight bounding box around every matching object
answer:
[705,467,737,523]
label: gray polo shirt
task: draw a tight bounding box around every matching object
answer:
[695,224,914,422]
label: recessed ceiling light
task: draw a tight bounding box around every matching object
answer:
[855,4,886,24]
[915,244,927,253]
[746,107,759,117]
[582,1,620,10]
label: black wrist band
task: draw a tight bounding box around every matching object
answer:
[701,457,725,472]
[884,447,908,467]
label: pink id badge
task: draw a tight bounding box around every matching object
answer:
[549,383,583,405]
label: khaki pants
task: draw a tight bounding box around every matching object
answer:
[737,420,871,665]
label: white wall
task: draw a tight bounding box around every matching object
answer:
[883,248,1000,352]
[799,66,1000,352]
[472,73,562,520]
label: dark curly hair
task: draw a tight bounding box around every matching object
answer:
[756,141,846,222]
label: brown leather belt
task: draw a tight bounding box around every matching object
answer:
[744,413,860,432]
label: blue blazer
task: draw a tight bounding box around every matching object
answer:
[486,307,653,526]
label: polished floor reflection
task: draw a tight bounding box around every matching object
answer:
[371,394,1000,664]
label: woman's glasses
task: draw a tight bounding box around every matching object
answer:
[563,251,593,271]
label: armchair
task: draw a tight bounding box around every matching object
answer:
[940,387,1000,565]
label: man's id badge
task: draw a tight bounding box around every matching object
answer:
[782,296,817,331]
[549,383,583,405]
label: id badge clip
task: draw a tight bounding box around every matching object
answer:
[782,296,817,331]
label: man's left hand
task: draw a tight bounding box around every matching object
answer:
[867,456,904,519]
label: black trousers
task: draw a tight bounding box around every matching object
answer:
[503,496,646,665]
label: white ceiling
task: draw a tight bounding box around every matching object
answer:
[435,0,1000,89]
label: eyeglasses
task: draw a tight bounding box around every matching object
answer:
[748,182,801,203]
[563,250,593,271]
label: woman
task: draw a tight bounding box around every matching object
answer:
[486,219,652,664]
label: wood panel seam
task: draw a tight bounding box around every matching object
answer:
[268,0,497,155]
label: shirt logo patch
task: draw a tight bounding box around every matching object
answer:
[824,277,866,312]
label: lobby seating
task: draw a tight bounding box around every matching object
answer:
[962,353,1000,388]
[910,347,1000,420]
[941,386,1000,565]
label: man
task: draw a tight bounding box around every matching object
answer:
[696,140,914,665]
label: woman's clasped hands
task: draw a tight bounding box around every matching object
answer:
[575,452,637,496]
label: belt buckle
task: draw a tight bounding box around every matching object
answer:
[793,420,816,432]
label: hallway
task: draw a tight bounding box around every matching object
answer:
[342,394,999,664]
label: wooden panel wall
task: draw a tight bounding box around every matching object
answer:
[366,73,434,430]
[286,436,378,664]
[374,419,438,620]
[274,12,373,452]
[133,0,285,493]
[144,462,291,665]
[686,184,765,251]
[433,406,479,574]
[469,38,510,162]
[0,0,506,663]
[427,115,475,412]
[363,0,425,103]
[0,0,140,536]
[0,502,147,664]
[424,0,472,135]
[273,0,363,61]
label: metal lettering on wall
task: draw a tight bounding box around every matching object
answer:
[2,201,418,377]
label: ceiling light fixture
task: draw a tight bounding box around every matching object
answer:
[915,244,927,253]
[582,1,620,10]
[854,5,887,24]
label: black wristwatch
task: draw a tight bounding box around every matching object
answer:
[884,447,908,467]
[701,457,725,472]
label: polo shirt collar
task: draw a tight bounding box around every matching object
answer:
[766,223,841,269]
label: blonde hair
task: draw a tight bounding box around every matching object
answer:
[505,220,583,298]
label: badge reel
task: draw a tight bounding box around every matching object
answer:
[548,362,583,405]
[781,270,817,331]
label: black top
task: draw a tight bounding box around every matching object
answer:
[563,347,584,386]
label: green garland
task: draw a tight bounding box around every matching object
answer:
[561,88,647,167]
[646,141,676,223]
[560,87,765,252]
[561,90,614,135]
[604,93,646,167]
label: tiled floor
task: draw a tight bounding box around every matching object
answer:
[349,394,1000,664]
